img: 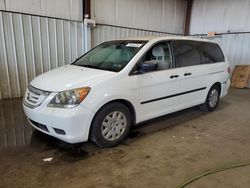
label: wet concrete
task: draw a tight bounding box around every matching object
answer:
[0,88,250,187]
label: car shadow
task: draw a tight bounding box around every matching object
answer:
[130,100,230,135]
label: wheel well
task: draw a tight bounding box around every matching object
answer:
[97,99,136,125]
[212,82,222,95]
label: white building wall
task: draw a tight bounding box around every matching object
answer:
[91,0,187,34]
[190,0,250,35]
[0,0,83,21]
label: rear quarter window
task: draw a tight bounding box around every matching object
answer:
[198,42,225,64]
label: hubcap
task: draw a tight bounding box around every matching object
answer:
[209,89,219,108]
[101,111,127,141]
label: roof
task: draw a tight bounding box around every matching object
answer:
[118,35,217,43]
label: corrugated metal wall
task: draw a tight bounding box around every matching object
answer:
[214,33,250,67]
[92,24,176,47]
[0,0,83,21]
[0,11,85,100]
[91,0,187,34]
[190,0,250,35]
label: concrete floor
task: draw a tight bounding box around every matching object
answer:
[0,88,249,188]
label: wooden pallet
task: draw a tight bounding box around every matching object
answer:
[231,65,250,88]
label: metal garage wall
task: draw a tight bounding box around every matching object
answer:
[0,11,85,99]
[92,24,176,47]
[91,0,187,34]
[190,0,250,35]
[214,33,250,67]
[0,0,83,21]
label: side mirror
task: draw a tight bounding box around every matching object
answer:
[140,61,158,73]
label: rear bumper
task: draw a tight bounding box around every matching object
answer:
[221,78,230,98]
[23,103,95,143]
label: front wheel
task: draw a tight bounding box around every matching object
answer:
[200,85,220,112]
[90,102,132,148]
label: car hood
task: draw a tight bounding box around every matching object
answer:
[30,65,115,92]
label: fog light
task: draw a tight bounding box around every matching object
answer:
[54,128,66,135]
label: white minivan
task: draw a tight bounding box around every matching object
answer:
[23,36,230,147]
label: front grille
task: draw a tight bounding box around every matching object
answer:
[30,119,49,132]
[23,85,50,108]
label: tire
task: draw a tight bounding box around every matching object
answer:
[200,85,220,112]
[90,102,132,148]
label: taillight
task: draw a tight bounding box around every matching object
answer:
[227,66,232,74]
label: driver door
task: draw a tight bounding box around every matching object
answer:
[134,42,183,121]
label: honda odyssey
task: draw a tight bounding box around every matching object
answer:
[23,36,230,147]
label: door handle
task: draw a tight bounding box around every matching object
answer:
[184,73,192,76]
[170,75,179,79]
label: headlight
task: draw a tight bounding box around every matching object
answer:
[48,87,91,108]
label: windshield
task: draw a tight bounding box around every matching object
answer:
[73,40,146,72]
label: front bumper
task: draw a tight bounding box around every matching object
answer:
[23,102,95,144]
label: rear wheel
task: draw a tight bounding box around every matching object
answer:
[90,102,132,148]
[200,85,220,112]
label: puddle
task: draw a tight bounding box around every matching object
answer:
[0,98,33,150]
[0,98,91,162]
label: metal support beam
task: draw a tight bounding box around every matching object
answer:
[83,0,91,19]
[184,0,193,36]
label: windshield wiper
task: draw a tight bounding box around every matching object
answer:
[75,64,117,72]
[80,64,99,69]
[100,67,117,72]
[76,64,105,70]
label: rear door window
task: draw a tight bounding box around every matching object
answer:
[172,40,202,68]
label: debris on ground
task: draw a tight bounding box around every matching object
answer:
[43,157,53,162]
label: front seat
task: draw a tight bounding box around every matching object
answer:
[151,45,170,70]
